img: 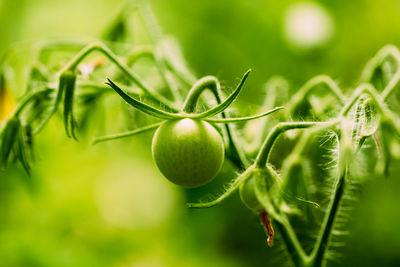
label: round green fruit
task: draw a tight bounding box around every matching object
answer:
[152,118,224,188]
[239,176,263,212]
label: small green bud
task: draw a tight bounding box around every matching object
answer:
[59,69,77,139]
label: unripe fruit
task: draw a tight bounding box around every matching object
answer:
[152,118,224,188]
[239,176,263,212]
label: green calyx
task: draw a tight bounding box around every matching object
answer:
[239,167,280,214]
[239,174,264,212]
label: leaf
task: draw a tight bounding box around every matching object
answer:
[0,117,20,170]
[15,125,31,175]
[106,79,182,120]
[24,88,55,131]
[61,70,78,139]
[194,69,251,119]
[360,98,379,137]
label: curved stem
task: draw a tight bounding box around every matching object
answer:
[275,218,310,267]
[126,46,154,66]
[289,75,345,115]
[14,88,55,117]
[360,45,400,100]
[93,122,162,144]
[194,70,251,119]
[255,121,336,168]
[182,76,220,113]
[339,83,385,117]
[340,84,400,135]
[309,167,347,267]
[187,166,254,208]
[360,44,400,82]
[180,74,249,170]
[63,42,178,111]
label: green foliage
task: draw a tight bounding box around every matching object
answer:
[1,1,400,267]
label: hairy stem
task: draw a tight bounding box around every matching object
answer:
[289,75,345,115]
[340,83,384,117]
[255,121,335,168]
[182,76,219,113]
[309,167,347,267]
[275,217,310,267]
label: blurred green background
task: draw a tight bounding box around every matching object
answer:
[1,0,400,266]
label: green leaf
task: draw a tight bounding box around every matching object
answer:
[360,98,379,137]
[194,69,251,119]
[15,125,31,175]
[61,70,78,139]
[22,88,55,132]
[0,117,20,170]
[106,78,182,120]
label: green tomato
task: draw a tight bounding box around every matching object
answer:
[152,118,224,188]
[239,176,263,212]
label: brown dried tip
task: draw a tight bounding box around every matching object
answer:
[260,210,274,247]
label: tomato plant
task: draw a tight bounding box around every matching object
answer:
[1,1,400,267]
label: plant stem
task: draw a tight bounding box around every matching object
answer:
[64,42,178,111]
[126,46,154,66]
[360,44,400,82]
[93,122,162,144]
[308,167,347,267]
[359,44,400,100]
[275,217,310,267]
[339,83,386,117]
[14,88,54,117]
[182,76,219,113]
[382,71,400,100]
[255,121,335,168]
[289,75,345,115]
